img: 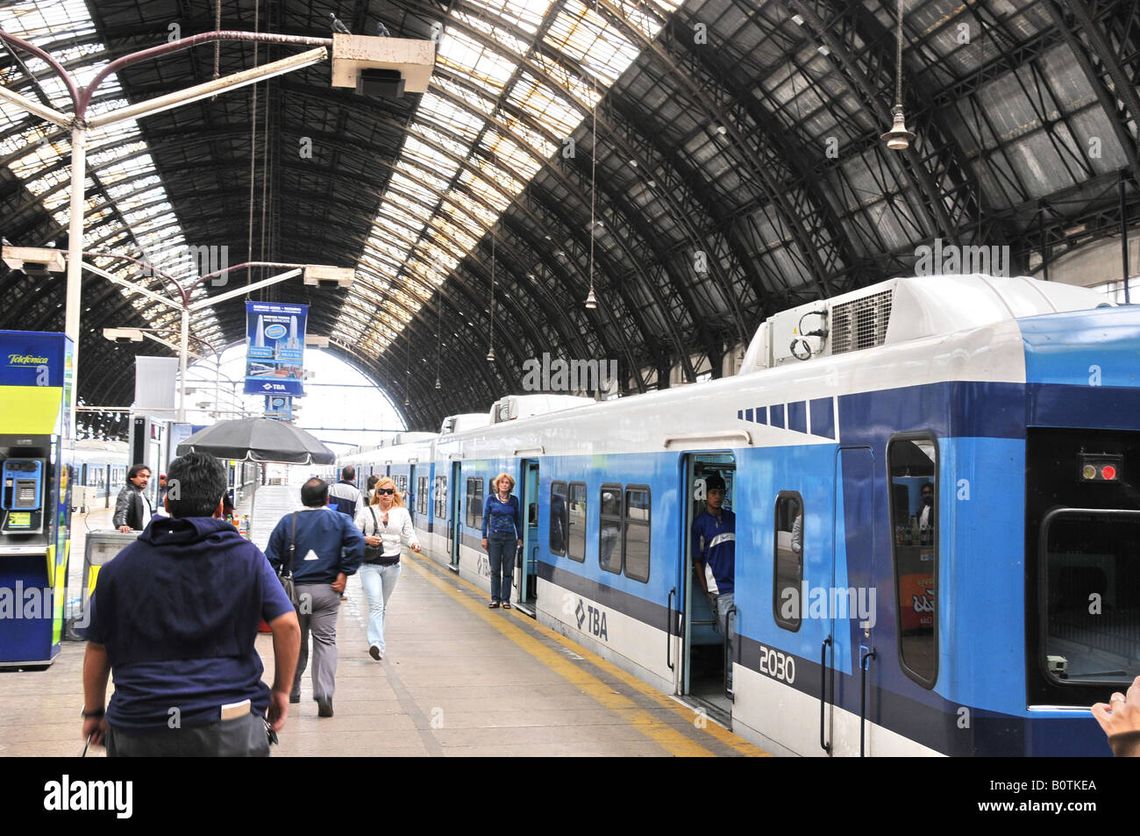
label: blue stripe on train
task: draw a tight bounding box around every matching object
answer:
[1020,307,1140,389]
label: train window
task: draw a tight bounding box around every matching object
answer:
[624,487,651,583]
[567,482,586,562]
[773,492,804,631]
[434,476,447,519]
[466,477,484,529]
[888,436,938,688]
[417,476,428,515]
[550,482,568,556]
[1040,510,1140,686]
[599,484,622,574]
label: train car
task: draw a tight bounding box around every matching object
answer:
[70,440,129,513]
[350,273,1138,756]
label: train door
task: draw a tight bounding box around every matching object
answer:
[515,461,539,615]
[680,453,737,724]
[408,464,417,526]
[448,461,462,568]
[824,446,879,757]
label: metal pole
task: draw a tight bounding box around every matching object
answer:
[1122,174,1131,305]
[65,122,87,438]
[178,306,190,422]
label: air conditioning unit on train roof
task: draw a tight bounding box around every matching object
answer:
[489,394,595,424]
[440,413,491,435]
[736,273,1108,374]
[391,431,437,446]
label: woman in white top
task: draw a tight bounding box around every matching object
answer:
[354,476,421,661]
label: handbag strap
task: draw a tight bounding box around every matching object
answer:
[286,511,298,577]
[369,506,379,535]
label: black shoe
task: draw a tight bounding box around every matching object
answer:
[369,645,381,661]
[317,697,333,718]
[289,693,300,704]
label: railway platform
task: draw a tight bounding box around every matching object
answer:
[0,486,765,757]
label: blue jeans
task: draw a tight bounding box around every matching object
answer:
[359,562,401,652]
[487,537,516,602]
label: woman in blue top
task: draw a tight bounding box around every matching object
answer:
[481,472,521,608]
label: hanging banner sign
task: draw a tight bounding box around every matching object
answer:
[244,302,307,396]
[264,395,293,421]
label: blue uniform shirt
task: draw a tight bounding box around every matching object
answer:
[692,508,736,594]
[81,516,294,732]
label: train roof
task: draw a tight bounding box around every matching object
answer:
[740,273,1106,373]
[428,273,1119,456]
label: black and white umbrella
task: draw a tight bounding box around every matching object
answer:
[176,418,336,465]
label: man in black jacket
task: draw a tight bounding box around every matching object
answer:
[113,464,152,532]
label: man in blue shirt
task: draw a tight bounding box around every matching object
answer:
[692,471,736,685]
[81,452,301,757]
[266,478,364,717]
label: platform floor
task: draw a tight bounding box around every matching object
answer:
[0,490,766,757]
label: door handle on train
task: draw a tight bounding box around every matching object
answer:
[723,603,737,702]
[859,647,877,758]
[666,587,675,671]
[819,635,833,754]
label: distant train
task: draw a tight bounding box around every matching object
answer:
[70,440,130,513]
[68,440,258,515]
[342,273,1138,757]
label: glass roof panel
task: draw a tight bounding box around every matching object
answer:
[0,0,221,341]
[454,9,535,58]
[461,0,553,34]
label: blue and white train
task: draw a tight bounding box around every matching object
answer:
[343,273,1139,756]
[70,440,130,513]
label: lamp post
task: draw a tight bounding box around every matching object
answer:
[90,256,349,422]
[0,26,434,436]
[103,325,223,422]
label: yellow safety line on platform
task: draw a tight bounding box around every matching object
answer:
[402,553,767,757]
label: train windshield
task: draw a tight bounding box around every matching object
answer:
[1042,510,1140,684]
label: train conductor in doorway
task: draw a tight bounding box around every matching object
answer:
[692,472,736,682]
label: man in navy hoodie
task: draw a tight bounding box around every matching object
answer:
[80,452,301,757]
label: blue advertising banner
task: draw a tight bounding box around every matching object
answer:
[0,330,68,387]
[244,302,307,396]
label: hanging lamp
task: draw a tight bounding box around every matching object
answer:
[404,324,411,407]
[435,285,443,390]
[585,64,599,311]
[881,0,915,151]
[486,233,497,362]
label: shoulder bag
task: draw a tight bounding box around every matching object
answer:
[277,512,301,607]
[364,507,385,563]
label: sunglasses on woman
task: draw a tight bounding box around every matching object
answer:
[377,488,395,495]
